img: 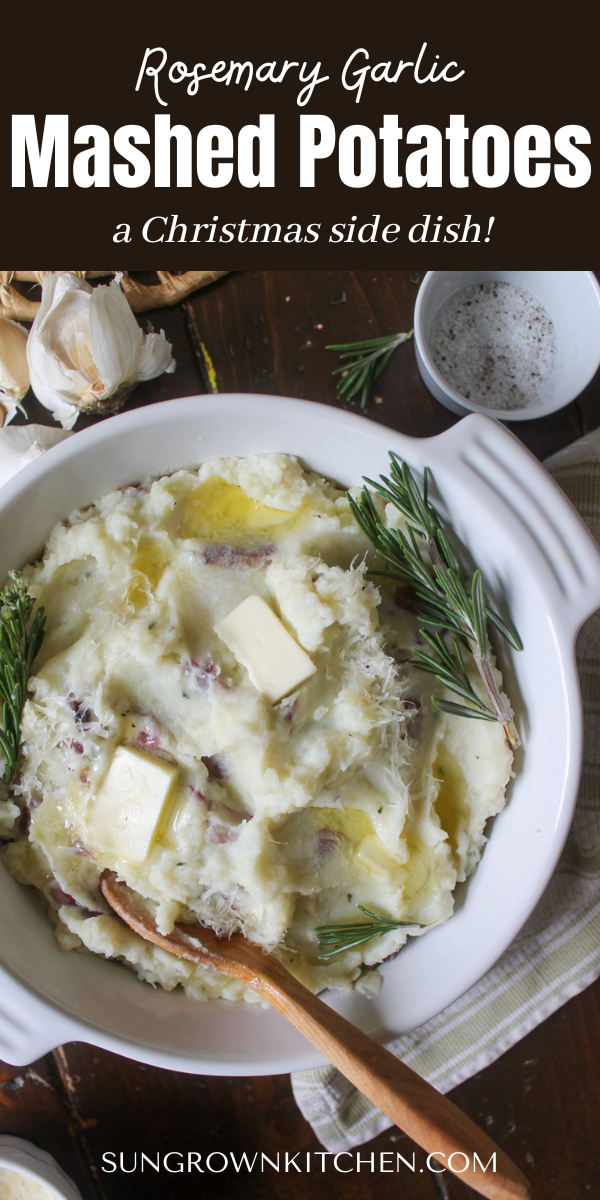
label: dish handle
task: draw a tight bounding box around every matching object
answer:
[0,970,77,1065]
[431,415,600,636]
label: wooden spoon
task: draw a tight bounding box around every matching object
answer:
[101,874,530,1200]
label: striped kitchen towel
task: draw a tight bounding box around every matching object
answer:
[291,429,600,1153]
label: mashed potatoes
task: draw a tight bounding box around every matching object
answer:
[0,454,512,1002]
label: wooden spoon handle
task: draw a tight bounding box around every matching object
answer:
[99,878,529,1199]
[255,959,529,1200]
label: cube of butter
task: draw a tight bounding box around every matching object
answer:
[356,835,397,877]
[214,594,316,703]
[87,746,178,863]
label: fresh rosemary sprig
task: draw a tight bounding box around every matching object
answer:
[347,454,522,749]
[327,330,414,410]
[0,572,46,784]
[316,906,420,959]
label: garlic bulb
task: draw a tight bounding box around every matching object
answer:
[0,317,30,425]
[0,424,72,488]
[27,273,176,429]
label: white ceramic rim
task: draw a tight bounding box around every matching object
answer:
[414,270,600,421]
[1,395,600,1075]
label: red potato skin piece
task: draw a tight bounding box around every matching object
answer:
[132,721,178,765]
[186,659,231,690]
[201,754,228,780]
[207,826,236,844]
[121,485,150,498]
[315,829,342,857]
[67,695,97,729]
[71,839,96,861]
[20,793,42,835]
[48,880,79,907]
[49,879,104,917]
[278,696,298,723]
[189,785,250,844]
[202,543,275,568]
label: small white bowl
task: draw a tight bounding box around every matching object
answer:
[414,271,600,421]
[0,1136,82,1200]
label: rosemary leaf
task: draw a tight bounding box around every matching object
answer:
[327,330,414,410]
[487,608,523,653]
[432,698,498,721]
[316,906,420,959]
[0,572,45,784]
[471,571,487,656]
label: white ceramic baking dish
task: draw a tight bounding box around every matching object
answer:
[1,395,599,1075]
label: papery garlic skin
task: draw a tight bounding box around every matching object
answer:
[0,317,30,424]
[0,424,72,488]
[27,274,176,429]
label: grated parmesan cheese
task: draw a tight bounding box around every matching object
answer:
[0,1166,55,1200]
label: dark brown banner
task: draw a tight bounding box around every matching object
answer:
[2,2,597,266]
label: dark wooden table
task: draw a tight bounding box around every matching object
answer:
[2,272,600,1200]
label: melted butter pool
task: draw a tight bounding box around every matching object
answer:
[128,536,171,610]
[433,749,469,867]
[180,477,299,541]
[400,834,435,899]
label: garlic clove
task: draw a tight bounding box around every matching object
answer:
[0,424,73,488]
[0,316,30,423]
[91,279,175,390]
[135,329,176,381]
[90,278,148,391]
[28,275,97,428]
[27,273,176,429]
